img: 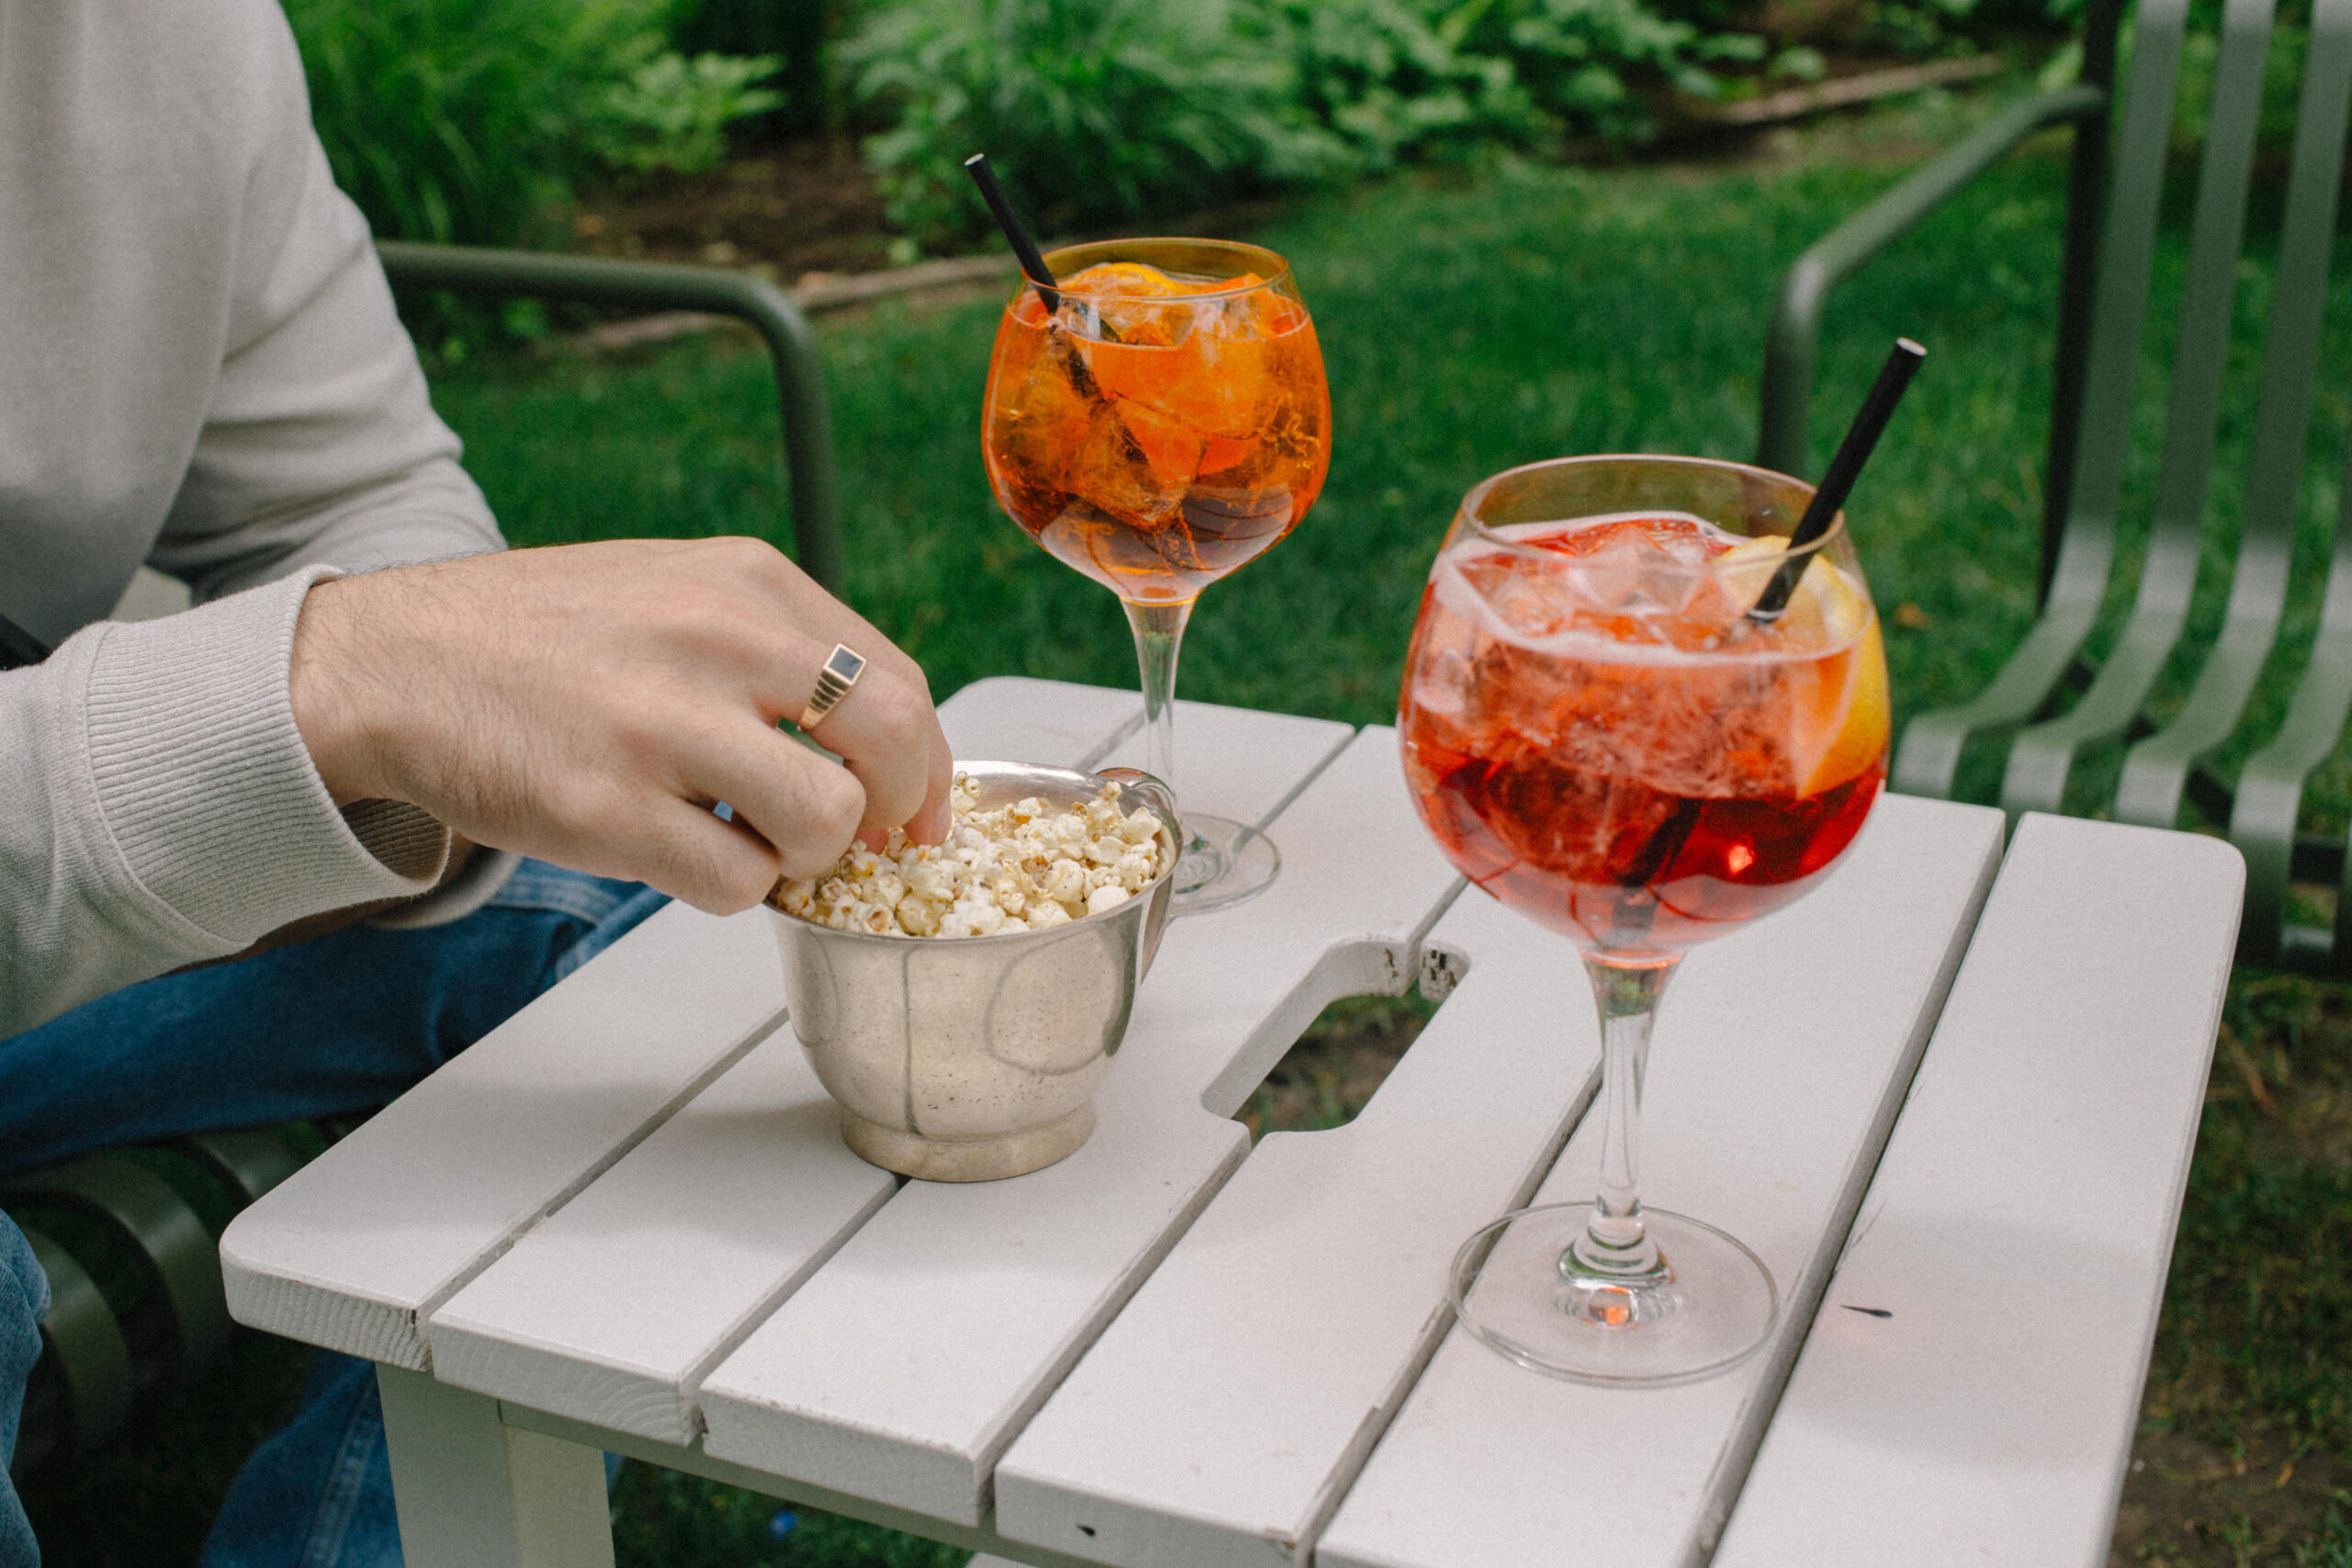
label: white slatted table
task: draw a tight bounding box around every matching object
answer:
[220,678,2244,1568]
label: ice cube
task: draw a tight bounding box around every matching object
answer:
[1067,405,1186,527]
[1569,536,1703,619]
[989,333,1097,493]
[1115,400,1205,489]
[1412,646,1476,718]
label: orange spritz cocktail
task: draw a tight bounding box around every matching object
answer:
[979,238,1330,913]
[983,250,1329,604]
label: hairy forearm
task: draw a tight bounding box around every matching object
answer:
[288,538,953,914]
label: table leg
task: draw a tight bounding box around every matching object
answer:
[377,1364,616,1568]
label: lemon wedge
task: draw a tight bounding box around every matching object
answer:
[1716,536,1889,795]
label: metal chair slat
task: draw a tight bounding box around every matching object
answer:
[375,243,846,594]
[2000,0,2278,818]
[0,1155,230,1391]
[12,1227,133,1468]
[178,1127,305,1208]
[1891,0,2189,802]
[2117,0,2352,829]
[1770,0,2352,968]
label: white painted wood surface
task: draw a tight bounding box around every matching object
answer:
[379,1366,614,1568]
[1317,793,2007,1568]
[995,889,1590,1568]
[220,900,789,1369]
[695,724,1458,1526]
[1709,814,2242,1568]
[936,677,1142,770]
[390,677,1167,1438]
[424,1029,897,1444]
[221,679,2237,1568]
[1001,799,1994,1568]
[219,676,1140,1371]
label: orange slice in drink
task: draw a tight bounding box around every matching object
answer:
[1801,619,1888,795]
[1060,264,1291,436]
[1717,536,1890,796]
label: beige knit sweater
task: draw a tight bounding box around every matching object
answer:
[1,0,509,1034]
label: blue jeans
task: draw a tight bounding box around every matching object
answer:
[0,860,666,1568]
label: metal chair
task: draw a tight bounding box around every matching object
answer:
[377,243,846,593]
[1760,0,2352,970]
[6,1127,311,1471]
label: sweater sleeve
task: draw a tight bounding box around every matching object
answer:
[0,567,447,1038]
[145,0,504,599]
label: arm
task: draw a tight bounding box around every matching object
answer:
[0,0,485,1033]
[0,570,451,1036]
[144,60,505,598]
[288,537,956,916]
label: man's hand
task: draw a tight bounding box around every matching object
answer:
[288,538,955,913]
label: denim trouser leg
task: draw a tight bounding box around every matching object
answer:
[0,1216,47,1568]
[0,861,666,1568]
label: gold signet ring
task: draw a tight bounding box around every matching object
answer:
[797,643,868,732]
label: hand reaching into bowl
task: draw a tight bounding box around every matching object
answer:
[288,537,954,913]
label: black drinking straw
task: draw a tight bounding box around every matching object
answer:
[964,153,1061,313]
[1748,337,1927,622]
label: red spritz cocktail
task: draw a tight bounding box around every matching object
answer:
[1401,513,1886,957]
[1399,455,1889,1385]
[983,239,1330,913]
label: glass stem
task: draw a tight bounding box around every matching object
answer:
[1122,597,1195,828]
[1570,953,1679,1281]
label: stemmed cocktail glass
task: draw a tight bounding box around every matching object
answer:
[1399,455,1890,1385]
[982,239,1330,914]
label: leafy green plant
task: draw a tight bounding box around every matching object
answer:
[282,0,781,245]
[1254,0,1533,172]
[1481,0,1765,140]
[668,0,855,134]
[594,51,786,174]
[842,0,1774,244]
[841,0,1348,243]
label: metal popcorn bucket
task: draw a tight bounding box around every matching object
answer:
[766,761,1178,1181]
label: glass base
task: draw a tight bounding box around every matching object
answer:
[1449,1202,1779,1387]
[1170,813,1280,916]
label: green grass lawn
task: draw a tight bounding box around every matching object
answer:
[22,85,2352,1566]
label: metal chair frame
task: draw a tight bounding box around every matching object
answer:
[377,243,847,593]
[1760,0,2352,970]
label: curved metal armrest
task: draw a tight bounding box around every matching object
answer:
[378,241,844,594]
[1757,84,2109,477]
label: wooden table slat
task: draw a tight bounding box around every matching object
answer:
[1091,701,1358,830]
[423,1031,896,1444]
[220,900,790,1369]
[1317,795,2006,1568]
[402,678,1157,1439]
[1709,815,2242,1568]
[994,891,1590,1568]
[937,677,1143,772]
[695,725,1462,1527]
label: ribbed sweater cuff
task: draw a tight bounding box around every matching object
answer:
[84,567,448,944]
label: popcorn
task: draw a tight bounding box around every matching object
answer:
[767,773,1170,939]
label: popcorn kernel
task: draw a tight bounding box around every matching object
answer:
[768,775,1169,938]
